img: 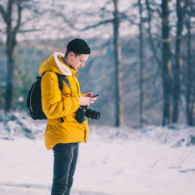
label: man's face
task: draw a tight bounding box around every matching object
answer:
[68,52,89,70]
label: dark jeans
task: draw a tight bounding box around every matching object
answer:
[51,143,79,195]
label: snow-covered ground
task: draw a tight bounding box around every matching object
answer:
[0,111,195,195]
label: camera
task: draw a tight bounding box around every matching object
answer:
[76,106,100,123]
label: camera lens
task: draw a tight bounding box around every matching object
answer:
[95,112,100,120]
[85,109,100,120]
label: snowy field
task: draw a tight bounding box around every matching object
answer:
[0,112,195,195]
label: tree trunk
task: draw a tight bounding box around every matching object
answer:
[138,0,144,126]
[5,47,15,111]
[0,0,22,111]
[161,0,172,126]
[113,0,123,127]
[186,15,194,126]
[172,0,183,123]
[4,0,16,111]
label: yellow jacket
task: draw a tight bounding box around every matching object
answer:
[39,52,89,150]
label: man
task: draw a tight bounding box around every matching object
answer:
[39,38,96,195]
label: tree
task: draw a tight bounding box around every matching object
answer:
[172,0,186,123]
[58,0,124,126]
[138,0,144,126]
[184,0,195,126]
[161,0,172,126]
[0,0,42,112]
[0,0,23,111]
[113,0,123,126]
[145,0,172,126]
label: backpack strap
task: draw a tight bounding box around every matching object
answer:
[43,71,71,90]
[56,73,71,90]
[56,73,71,123]
[42,71,71,123]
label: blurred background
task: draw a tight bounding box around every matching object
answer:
[1,1,195,195]
[0,0,195,127]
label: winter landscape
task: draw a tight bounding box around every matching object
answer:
[0,0,195,194]
[0,112,195,195]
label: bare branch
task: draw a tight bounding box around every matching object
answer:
[145,0,161,67]
[18,28,43,33]
[120,12,139,25]
[81,19,113,31]
[12,2,22,36]
[73,12,131,32]
[52,11,80,31]
[0,4,7,22]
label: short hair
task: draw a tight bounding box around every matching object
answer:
[65,38,90,57]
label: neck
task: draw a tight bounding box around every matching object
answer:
[62,57,75,70]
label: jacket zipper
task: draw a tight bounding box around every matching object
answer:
[82,123,87,142]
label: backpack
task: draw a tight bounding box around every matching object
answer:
[27,72,70,120]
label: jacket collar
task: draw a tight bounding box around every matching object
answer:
[53,52,78,76]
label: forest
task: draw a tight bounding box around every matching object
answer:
[0,0,194,127]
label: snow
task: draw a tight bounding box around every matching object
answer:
[0,111,195,195]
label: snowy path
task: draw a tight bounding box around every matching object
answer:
[0,125,195,195]
[0,183,107,195]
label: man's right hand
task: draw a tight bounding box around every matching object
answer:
[79,96,97,106]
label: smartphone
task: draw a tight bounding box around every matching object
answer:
[93,94,99,97]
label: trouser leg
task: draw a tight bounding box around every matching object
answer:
[65,143,79,195]
[51,143,79,195]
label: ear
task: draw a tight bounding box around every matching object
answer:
[69,51,75,57]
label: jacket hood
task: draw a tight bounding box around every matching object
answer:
[39,52,77,76]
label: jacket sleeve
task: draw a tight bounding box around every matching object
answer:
[41,71,80,119]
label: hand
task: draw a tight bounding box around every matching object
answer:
[79,96,97,106]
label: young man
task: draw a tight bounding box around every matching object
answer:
[39,38,96,195]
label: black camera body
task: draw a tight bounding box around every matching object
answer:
[76,106,100,123]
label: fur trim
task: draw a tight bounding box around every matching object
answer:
[53,52,72,76]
